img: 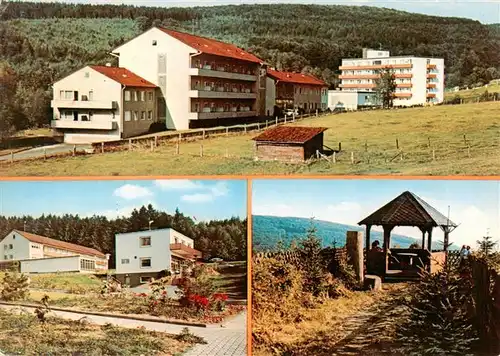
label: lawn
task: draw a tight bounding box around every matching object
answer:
[210,261,247,301]
[0,102,498,176]
[445,83,500,101]
[0,272,103,294]
[0,308,195,355]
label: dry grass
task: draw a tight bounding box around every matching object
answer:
[0,272,103,294]
[0,102,498,176]
[445,83,500,101]
[253,285,403,356]
[0,308,193,355]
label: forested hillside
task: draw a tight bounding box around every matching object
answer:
[0,205,247,267]
[253,215,423,251]
[1,1,498,136]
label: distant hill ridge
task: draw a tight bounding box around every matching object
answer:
[253,215,429,252]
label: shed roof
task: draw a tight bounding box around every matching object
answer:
[358,191,456,227]
[252,126,328,144]
[159,28,264,64]
[90,66,157,88]
[11,230,106,258]
[267,69,326,86]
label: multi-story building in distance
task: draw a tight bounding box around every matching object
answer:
[112,27,268,130]
[339,48,444,106]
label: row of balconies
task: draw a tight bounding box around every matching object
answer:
[51,99,117,110]
[339,63,413,70]
[190,67,257,82]
[339,73,413,79]
[189,88,256,99]
[51,119,118,130]
[340,83,413,89]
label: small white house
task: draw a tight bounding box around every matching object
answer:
[327,90,378,111]
[0,230,109,273]
[51,65,159,144]
[114,228,202,286]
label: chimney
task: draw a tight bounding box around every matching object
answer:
[105,63,112,67]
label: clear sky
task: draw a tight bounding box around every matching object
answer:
[252,179,500,249]
[0,179,247,221]
[30,0,500,24]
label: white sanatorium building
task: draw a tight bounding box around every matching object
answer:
[112,27,268,131]
[114,228,202,287]
[339,48,444,106]
[0,230,109,273]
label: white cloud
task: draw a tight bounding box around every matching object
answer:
[154,179,203,191]
[113,184,153,200]
[181,181,229,203]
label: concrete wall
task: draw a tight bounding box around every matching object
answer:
[114,28,196,130]
[122,88,158,138]
[265,77,276,116]
[169,229,194,248]
[52,66,122,142]
[256,143,305,162]
[20,256,80,274]
[0,231,31,261]
[115,228,173,275]
[115,271,163,287]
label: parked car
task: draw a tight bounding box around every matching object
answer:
[210,257,223,262]
[284,109,298,117]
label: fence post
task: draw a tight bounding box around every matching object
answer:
[339,142,342,152]
[257,122,260,131]
[150,140,154,152]
[265,120,268,128]
[73,145,76,156]
[346,231,364,283]
[432,149,436,161]
[101,142,104,154]
[43,148,47,160]
[129,139,132,151]
[178,133,182,142]
[275,116,278,126]
[396,138,399,150]
[225,127,229,137]
[316,109,318,117]
[400,151,404,161]
[244,124,247,134]
[284,116,287,124]
[154,135,158,147]
[10,151,13,163]
[351,152,354,164]
[200,144,203,157]
[176,142,180,155]
[292,112,295,122]
[332,151,336,163]
[202,129,205,140]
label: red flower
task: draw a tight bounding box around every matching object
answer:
[213,293,229,301]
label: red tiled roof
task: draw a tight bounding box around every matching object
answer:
[252,126,328,144]
[159,28,264,64]
[267,69,326,86]
[13,230,106,258]
[90,66,157,88]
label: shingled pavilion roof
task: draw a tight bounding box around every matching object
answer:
[252,126,328,144]
[358,191,456,228]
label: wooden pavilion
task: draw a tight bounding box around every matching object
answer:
[359,191,458,281]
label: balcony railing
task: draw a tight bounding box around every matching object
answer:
[170,243,202,259]
[51,99,117,110]
[51,120,117,130]
[189,88,256,99]
[339,64,413,70]
[189,110,257,120]
[190,67,257,82]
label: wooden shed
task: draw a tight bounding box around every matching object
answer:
[252,126,328,162]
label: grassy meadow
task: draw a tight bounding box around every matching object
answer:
[0,102,498,176]
[445,82,500,101]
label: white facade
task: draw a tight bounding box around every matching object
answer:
[112,27,263,130]
[115,228,195,275]
[51,66,123,144]
[327,90,377,111]
[113,28,192,130]
[20,256,80,274]
[339,49,445,106]
[1,231,31,261]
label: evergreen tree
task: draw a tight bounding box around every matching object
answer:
[477,234,497,256]
[1,266,30,301]
[297,220,327,296]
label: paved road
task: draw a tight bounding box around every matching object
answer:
[0,304,246,356]
[0,144,92,162]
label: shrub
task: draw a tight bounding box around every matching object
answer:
[397,268,478,355]
[211,293,229,312]
[177,268,216,310]
[1,269,30,301]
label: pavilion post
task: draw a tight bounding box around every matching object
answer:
[383,225,393,278]
[443,229,449,253]
[421,229,426,249]
[427,227,433,252]
[365,225,371,250]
